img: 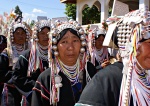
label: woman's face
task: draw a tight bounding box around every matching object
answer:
[38,27,49,46]
[95,35,105,49]
[136,39,150,70]
[13,28,27,45]
[57,30,81,66]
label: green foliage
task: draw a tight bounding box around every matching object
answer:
[14,5,22,17]
[30,20,35,28]
[65,4,76,20]
[82,5,100,25]
[64,4,100,25]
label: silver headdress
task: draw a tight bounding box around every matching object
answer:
[49,19,86,57]
[48,19,87,105]
[32,20,51,42]
[6,17,31,67]
[106,7,150,106]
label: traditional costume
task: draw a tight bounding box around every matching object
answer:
[78,7,150,106]
[115,7,150,106]
[87,24,109,70]
[0,16,30,106]
[10,20,51,106]
[31,19,97,106]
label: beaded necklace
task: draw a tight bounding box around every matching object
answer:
[95,47,108,64]
[37,43,48,61]
[130,60,150,106]
[57,58,80,86]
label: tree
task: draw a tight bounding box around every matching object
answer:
[65,4,76,20]
[14,5,22,17]
[64,4,100,25]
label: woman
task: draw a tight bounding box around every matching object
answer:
[76,7,150,106]
[11,20,51,106]
[0,17,30,106]
[117,7,150,106]
[87,25,110,71]
[31,20,97,106]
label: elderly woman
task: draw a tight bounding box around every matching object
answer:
[31,20,97,106]
[0,17,30,106]
[75,7,150,106]
[87,25,110,71]
[10,20,51,106]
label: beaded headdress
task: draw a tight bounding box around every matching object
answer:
[87,22,108,66]
[49,19,86,57]
[32,20,51,42]
[106,7,150,106]
[6,16,31,67]
[48,19,87,105]
[27,20,51,76]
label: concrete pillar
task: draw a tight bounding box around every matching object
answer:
[100,0,109,22]
[76,0,82,24]
[139,0,149,10]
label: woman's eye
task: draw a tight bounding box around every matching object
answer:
[74,39,79,42]
[62,41,67,43]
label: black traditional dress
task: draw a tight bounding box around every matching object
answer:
[75,62,123,106]
[10,49,49,106]
[31,62,97,106]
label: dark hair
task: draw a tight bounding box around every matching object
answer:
[95,34,105,40]
[58,28,79,43]
[38,26,50,33]
[13,27,26,34]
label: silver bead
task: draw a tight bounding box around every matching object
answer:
[73,21,78,25]
[33,34,37,38]
[11,36,14,39]
[52,45,57,51]
[52,30,58,36]
[81,41,86,46]
[11,39,14,42]
[52,38,57,44]
[69,19,74,24]
[56,20,61,25]
[76,24,81,30]
[80,35,85,40]
[79,29,84,35]
[54,51,59,56]
[35,38,39,42]
[80,47,85,53]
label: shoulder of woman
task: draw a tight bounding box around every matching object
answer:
[38,68,51,80]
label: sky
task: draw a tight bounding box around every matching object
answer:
[0,0,67,21]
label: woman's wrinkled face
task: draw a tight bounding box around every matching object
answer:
[14,28,27,45]
[57,30,81,66]
[38,27,49,46]
[136,39,150,70]
[95,35,105,49]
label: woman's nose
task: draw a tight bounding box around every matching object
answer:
[68,42,74,50]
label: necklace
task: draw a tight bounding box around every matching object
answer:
[57,59,80,86]
[37,43,48,61]
[12,43,25,55]
[95,47,107,64]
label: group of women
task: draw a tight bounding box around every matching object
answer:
[0,7,150,106]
